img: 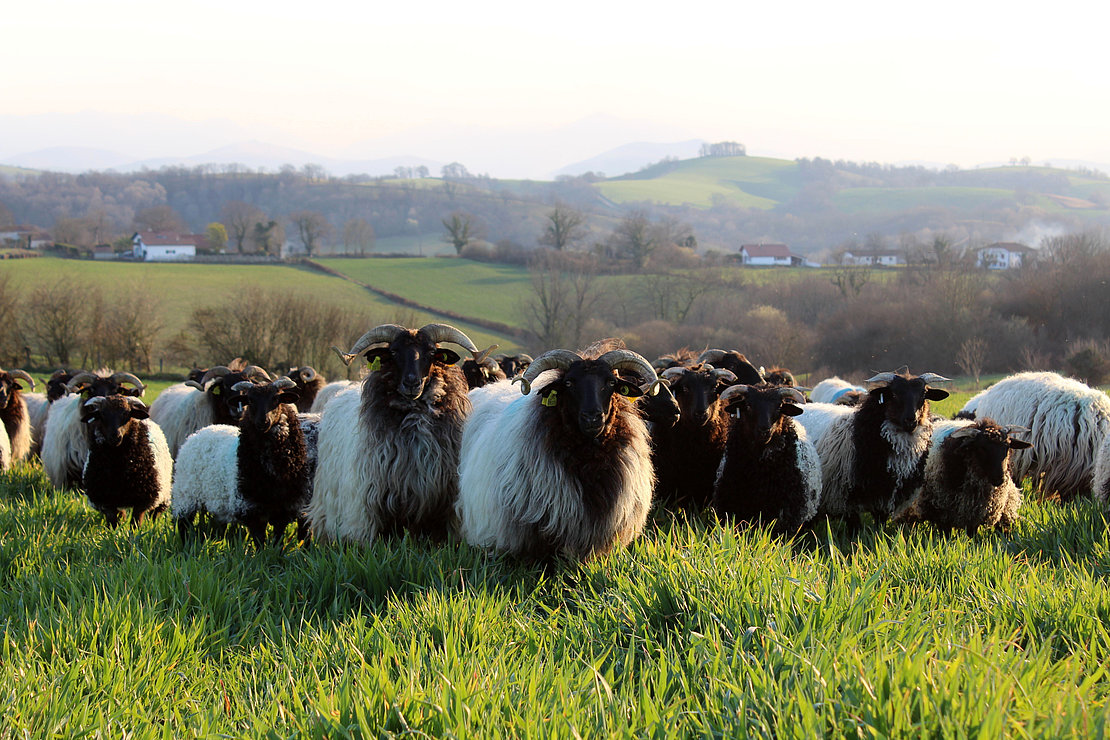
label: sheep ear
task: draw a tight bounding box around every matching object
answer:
[130,405,150,420]
[925,388,950,401]
[277,391,301,405]
[616,381,643,398]
[364,348,390,371]
[434,348,461,365]
[780,403,803,417]
[1008,438,1032,450]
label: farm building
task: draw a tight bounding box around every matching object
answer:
[739,243,817,267]
[131,232,197,261]
[976,242,1036,270]
[841,248,905,266]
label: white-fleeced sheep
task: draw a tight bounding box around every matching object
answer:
[810,376,866,406]
[307,380,356,413]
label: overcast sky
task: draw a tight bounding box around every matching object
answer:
[5,0,1109,173]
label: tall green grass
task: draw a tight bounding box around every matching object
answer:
[1,455,1108,736]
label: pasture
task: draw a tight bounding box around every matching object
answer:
[2,384,1110,736]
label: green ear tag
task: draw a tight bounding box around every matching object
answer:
[368,356,382,372]
[542,390,558,407]
[212,386,221,396]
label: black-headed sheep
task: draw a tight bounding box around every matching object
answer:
[462,351,507,390]
[762,366,797,388]
[0,368,36,463]
[895,418,1031,535]
[42,370,146,490]
[799,370,950,525]
[651,363,738,511]
[495,353,532,379]
[305,323,479,543]
[286,366,325,412]
[79,395,172,527]
[456,348,660,562]
[173,378,311,546]
[695,349,765,385]
[712,384,820,535]
[959,371,1110,501]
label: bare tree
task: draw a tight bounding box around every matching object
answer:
[220,201,264,253]
[23,276,95,365]
[523,251,602,349]
[442,211,476,254]
[538,204,587,250]
[0,274,22,366]
[252,220,284,256]
[102,289,164,371]
[134,204,184,233]
[609,210,659,269]
[830,264,872,298]
[290,210,332,257]
[342,218,375,255]
[956,337,987,389]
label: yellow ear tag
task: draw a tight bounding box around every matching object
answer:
[542,390,558,407]
[212,386,221,395]
[368,356,382,372]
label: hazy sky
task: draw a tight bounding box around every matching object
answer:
[5,0,1109,171]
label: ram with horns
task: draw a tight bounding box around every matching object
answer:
[455,346,661,562]
[305,323,481,543]
[41,370,146,490]
[797,369,950,527]
[0,368,37,464]
[150,363,272,458]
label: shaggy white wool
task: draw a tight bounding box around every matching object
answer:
[304,386,365,541]
[41,393,89,489]
[172,424,243,524]
[0,422,9,471]
[961,372,1110,498]
[24,392,49,453]
[810,378,863,405]
[793,421,823,524]
[795,402,856,447]
[1094,433,1110,504]
[150,383,216,458]
[309,380,357,414]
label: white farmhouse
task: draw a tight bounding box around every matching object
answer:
[739,243,816,267]
[131,232,197,261]
[841,248,904,266]
[976,242,1035,270]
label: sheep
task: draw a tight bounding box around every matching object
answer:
[456,347,660,562]
[150,364,272,458]
[0,368,36,463]
[762,367,797,388]
[712,384,820,535]
[461,349,508,390]
[695,349,765,385]
[42,371,146,491]
[305,323,480,543]
[810,377,867,406]
[308,380,356,413]
[286,366,325,412]
[1094,431,1110,505]
[895,418,1031,535]
[25,368,78,456]
[495,353,532,379]
[799,370,950,525]
[650,364,738,511]
[79,395,172,527]
[651,347,700,372]
[958,371,1110,501]
[173,377,312,546]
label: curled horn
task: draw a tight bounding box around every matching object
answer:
[950,425,981,439]
[718,384,750,405]
[334,324,408,366]
[9,369,35,390]
[66,372,101,392]
[474,344,499,364]
[517,354,533,365]
[124,396,149,412]
[241,365,271,382]
[1002,424,1031,437]
[419,323,479,353]
[697,349,728,365]
[514,349,581,395]
[712,368,737,383]
[297,366,317,382]
[82,395,107,410]
[661,367,687,383]
[863,371,897,389]
[778,387,808,405]
[200,366,231,384]
[184,380,205,391]
[110,372,146,393]
[918,372,951,385]
[598,350,661,395]
[231,381,255,393]
[272,377,297,391]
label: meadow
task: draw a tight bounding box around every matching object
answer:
[2,386,1109,736]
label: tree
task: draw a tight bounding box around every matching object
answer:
[23,276,93,365]
[442,211,476,254]
[133,204,184,233]
[441,162,471,180]
[523,251,602,349]
[220,201,264,253]
[342,218,375,255]
[252,220,284,256]
[956,337,987,389]
[609,210,659,269]
[0,274,22,366]
[538,204,587,251]
[0,201,13,230]
[205,222,228,253]
[290,210,332,257]
[102,289,163,371]
[699,141,746,157]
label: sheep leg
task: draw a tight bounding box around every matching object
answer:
[131,509,145,528]
[296,516,311,544]
[965,525,978,538]
[177,514,197,543]
[245,518,267,549]
[103,509,121,528]
[843,512,862,535]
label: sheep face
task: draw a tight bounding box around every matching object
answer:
[81,395,149,447]
[763,367,796,387]
[45,369,77,402]
[869,374,949,433]
[496,354,531,379]
[696,350,764,385]
[723,384,804,444]
[194,365,272,425]
[68,372,145,401]
[364,330,461,400]
[638,379,680,428]
[541,361,643,440]
[666,366,734,427]
[946,421,1031,488]
[462,358,507,390]
[231,382,300,434]
[0,371,31,410]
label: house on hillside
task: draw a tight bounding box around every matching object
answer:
[1,228,51,250]
[976,242,1036,270]
[739,243,817,267]
[842,248,904,266]
[131,231,197,261]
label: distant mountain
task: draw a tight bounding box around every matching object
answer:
[5,146,135,172]
[555,140,706,178]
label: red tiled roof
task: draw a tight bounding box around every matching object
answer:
[136,231,197,247]
[742,243,791,258]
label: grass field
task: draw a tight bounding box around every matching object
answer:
[597,156,800,209]
[1,436,1108,736]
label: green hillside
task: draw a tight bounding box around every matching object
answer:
[596,156,800,209]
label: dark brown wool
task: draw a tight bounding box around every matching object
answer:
[236,403,310,545]
[0,387,27,456]
[82,403,166,527]
[847,391,931,521]
[289,374,326,413]
[714,409,808,535]
[359,359,471,541]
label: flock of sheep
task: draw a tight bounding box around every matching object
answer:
[1,321,1109,562]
